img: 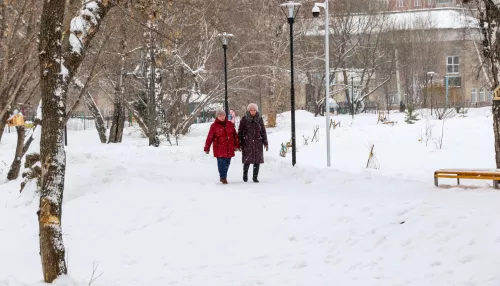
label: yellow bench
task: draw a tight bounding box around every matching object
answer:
[434,169,500,189]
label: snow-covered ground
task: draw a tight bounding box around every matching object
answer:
[1,108,500,286]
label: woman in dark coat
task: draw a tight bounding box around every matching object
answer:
[238,103,268,183]
[204,108,240,184]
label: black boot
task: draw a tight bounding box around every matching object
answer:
[253,164,260,183]
[243,164,250,182]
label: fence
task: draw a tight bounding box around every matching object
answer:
[2,111,138,135]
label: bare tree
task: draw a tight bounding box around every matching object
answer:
[37,0,119,282]
[0,0,40,143]
[464,0,500,166]
[301,0,393,117]
[6,125,25,180]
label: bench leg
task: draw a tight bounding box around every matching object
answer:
[434,177,438,187]
[457,178,460,185]
[494,180,499,189]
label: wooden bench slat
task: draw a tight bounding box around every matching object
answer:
[434,169,500,189]
[435,169,500,173]
[435,173,500,177]
[436,175,500,180]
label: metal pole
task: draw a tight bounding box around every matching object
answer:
[324,0,331,167]
[351,76,354,118]
[289,17,296,166]
[430,75,433,115]
[223,44,229,118]
[64,125,68,146]
[445,75,449,106]
[425,72,428,108]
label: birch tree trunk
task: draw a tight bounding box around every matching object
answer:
[146,14,161,147]
[7,126,25,180]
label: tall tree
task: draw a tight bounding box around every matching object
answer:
[37,0,119,282]
[464,0,500,167]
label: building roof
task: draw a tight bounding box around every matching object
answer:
[388,7,479,30]
[305,7,479,36]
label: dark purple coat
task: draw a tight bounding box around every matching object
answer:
[238,112,268,164]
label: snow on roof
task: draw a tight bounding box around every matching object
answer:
[388,7,479,31]
[305,7,479,36]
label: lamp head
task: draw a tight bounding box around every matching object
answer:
[280,1,302,20]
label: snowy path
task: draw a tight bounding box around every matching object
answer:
[1,110,500,285]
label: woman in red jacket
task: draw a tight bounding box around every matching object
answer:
[204,109,240,184]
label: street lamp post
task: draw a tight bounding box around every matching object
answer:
[218,32,233,117]
[427,71,436,115]
[425,72,428,108]
[445,75,449,106]
[312,0,331,167]
[351,76,355,118]
[280,1,301,167]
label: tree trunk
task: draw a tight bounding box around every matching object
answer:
[38,0,67,282]
[108,99,125,143]
[37,0,117,280]
[7,126,25,180]
[83,92,107,143]
[146,15,161,147]
[342,69,354,117]
[494,101,500,168]
[478,0,500,168]
[108,25,127,144]
[0,111,8,143]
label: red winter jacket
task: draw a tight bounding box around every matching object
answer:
[204,119,240,158]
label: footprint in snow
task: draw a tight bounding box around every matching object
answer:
[430,260,442,267]
[460,255,473,264]
[293,261,308,269]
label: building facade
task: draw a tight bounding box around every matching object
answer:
[388,0,466,11]
[304,6,491,112]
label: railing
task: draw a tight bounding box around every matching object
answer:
[2,111,138,135]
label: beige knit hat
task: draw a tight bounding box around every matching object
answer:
[215,108,226,117]
[247,103,258,112]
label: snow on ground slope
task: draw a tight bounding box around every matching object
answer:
[1,108,500,286]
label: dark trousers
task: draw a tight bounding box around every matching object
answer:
[217,158,232,179]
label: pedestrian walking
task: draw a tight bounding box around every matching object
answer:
[204,109,240,184]
[238,103,268,183]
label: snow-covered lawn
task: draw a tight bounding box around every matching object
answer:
[1,108,499,286]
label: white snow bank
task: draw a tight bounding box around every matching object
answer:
[0,107,499,286]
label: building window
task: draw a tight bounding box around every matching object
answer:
[447,56,459,74]
[438,0,451,3]
[480,88,485,102]
[446,76,461,87]
[428,0,433,5]
[397,0,404,7]
[415,0,421,6]
[471,88,477,103]
[489,90,493,101]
